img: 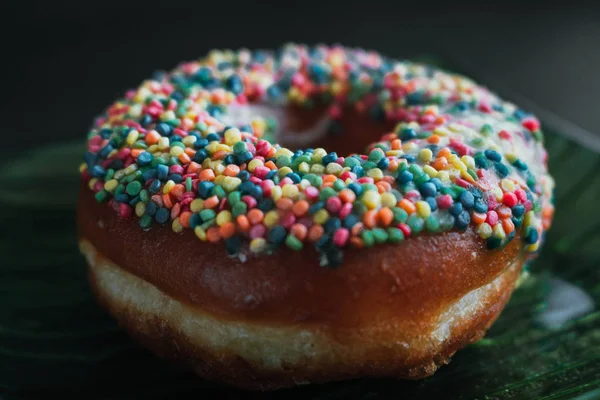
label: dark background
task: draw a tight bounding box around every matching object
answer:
[1,1,599,152]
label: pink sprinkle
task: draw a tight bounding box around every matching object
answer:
[305,186,319,200]
[340,171,357,181]
[249,176,262,184]
[280,212,296,229]
[455,178,472,188]
[487,195,498,211]
[515,189,527,203]
[119,204,132,219]
[503,192,518,207]
[479,102,492,113]
[254,166,270,179]
[326,197,342,214]
[333,228,350,247]
[437,194,453,209]
[93,181,104,192]
[259,180,274,197]
[486,210,499,226]
[357,177,374,184]
[405,190,420,202]
[242,195,257,209]
[328,104,342,119]
[292,73,305,86]
[218,198,228,211]
[117,148,131,160]
[523,200,533,212]
[279,177,293,186]
[170,165,184,174]
[339,202,353,219]
[398,223,411,237]
[249,224,266,239]
[522,118,540,132]
[499,130,512,140]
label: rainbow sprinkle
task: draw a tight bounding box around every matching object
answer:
[80,44,555,267]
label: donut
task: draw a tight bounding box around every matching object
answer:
[77,44,555,390]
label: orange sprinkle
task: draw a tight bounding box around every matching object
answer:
[291,200,310,217]
[363,210,377,228]
[437,147,452,158]
[212,150,227,160]
[203,195,219,209]
[472,212,487,224]
[322,174,337,183]
[170,203,181,219]
[187,162,202,174]
[377,207,394,226]
[130,148,144,158]
[247,209,264,225]
[206,226,221,243]
[178,153,191,164]
[224,165,240,176]
[338,189,356,203]
[184,147,195,156]
[427,134,440,144]
[351,222,363,236]
[497,206,512,219]
[432,157,448,171]
[398,199,416,215]
[350,236,364,248]
[290,223,308,240]
[502,218,515,234]
[219,222,236,239]
[145,130,161,145]
[162,194,173,208]
[376,181,391,193]
[151,195,163,207]
[276,198,294,211]
[391,139,402,150]
[179,211,191,228]
[264,160,277,170]
[236,215,251,232]
[170,184,185,199]
[388,159,399,171]
[265,147,276,158]
[198,169,215,181]
[308,224,324,241]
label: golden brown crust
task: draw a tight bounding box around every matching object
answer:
[83,240,521,390]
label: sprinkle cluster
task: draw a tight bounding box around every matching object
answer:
[80,44,555,267]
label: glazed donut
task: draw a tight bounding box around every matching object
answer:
[77,44,555,390]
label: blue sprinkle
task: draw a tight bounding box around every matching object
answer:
[513,159,528,171]
[99,128,112,139]
[145,201,157,216]
[98,144,113,158]
[189,213,202,228]
[474,200,488,213]
[83,151,97,168]
[322,152,338,165]
[225,236,242,255]
[237,151,253,164]
[287,173,301,184]
[347,182,363,196]
[148,179,161,194]
[89,165,106,178]
[157,164,169,180]
[459,191,475,209]
[397,170,414,184]
[309,201,325,214]
[193,149,208,163]
[403,155,416,163]
[156,122,172,136]
[167,174,183,184]
[484,149,502,162]
[206,133,220,142]
[155,208,170,224]
[140,114,153,127]
[223,154,236,165]
[137,152,153,166]
[494,162,510,178]
[198,181,215,198]
[377,158,389,170]
[455,210,471,230]
[419,182,437,197]
[114,193,129,203]
[400,128,417,141]
[258,198,275,212]
[425,196,438,211]
[268,226,287,244]
[343,214,360,229]
[237,170,250,181]
[512,204,525,218]
[193,138,209,150]
[324,218,342,233]
[351,166,365,177]
[449,202,463,216]
[225,74,244,95]
[525,228,539,244]
[429,178,443,191]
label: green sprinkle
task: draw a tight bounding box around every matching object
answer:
[285,234,303,250]
[392,207,408,223]
[139,189,150,203]
[276,155,291,167]
[94,190,109,202]
[126,181,142,196]
[199,209,216,221]
[332,179,345,191]
[407,214,424,234]
[211,185,226,199]
[372,228,388,244]
[228,191,241,206]
[425,216,440,232]
[319,187,337,201]
[361,230,375,247]
[387,227,405,243]
[139,215,153,229]
[185,177,192,192]
[232,201,247,217]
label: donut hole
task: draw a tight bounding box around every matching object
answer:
[222,104,394,155]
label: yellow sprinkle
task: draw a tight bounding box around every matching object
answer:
[283,184,299,199]
[213,175,225,186]
[310,164,325,174]
[418,149,433,163]
[222,176,242,192]
[278,166,293,177]
[381,192,396,208]
[163,180,175,194]
[205,141,219,153]
[416,200,431,218]
[88,178,97,190]
[298,162,310,173]
[362,190,381,210]
[133,87,151,103]
[461,155,475,170]
[326,163,343,175]
[437,171,450,183]
[313,209,329,224]
[448,154,467,172]
[124,164,138,175]
[493,223,506,239]
[213,163,226,175]
[448,123,464,132]
[79,163,87,173]
[215,144,231,152]
[271,185,282,201]
[113,170,125,180]
[104,179,119,193]
[312,149,326,161]
[170,146,184,157]
[386,150,404,157]
[147,144,159,153]
[264,210,280,227]
[158,137,170,151]
[299,179,311,189]
[423,165,438,177]
[182,136,196,147]
[505,152,518,164]
[477,223,493,239]
[524,211,536,227]
[216,210,232,226]
[107,149,118,159]
[403,142,418,152]
[250,238,267,253]
[275,148,294,158]
[500,179,515,192]
[172,218,183,233]
[135,202,146,217]
[159,110,176,121]
[526,242,540,252]
[224,128,242,146]
[194,226,207,241]
[190,199,204,212]
[492,187,503,201]
[247,159,263,172]
[126,130,139,146]
[434,126,451,136]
